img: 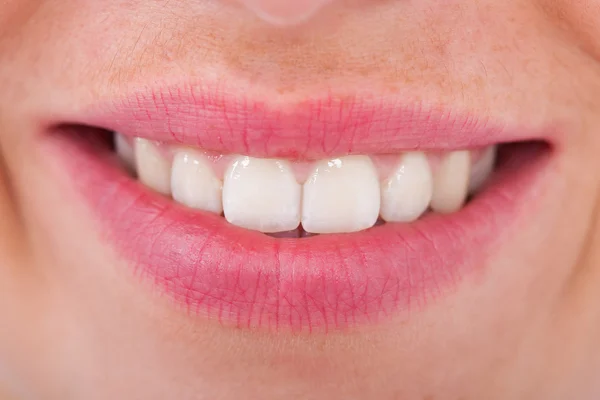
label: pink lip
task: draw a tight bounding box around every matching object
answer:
[64,83,550,157]
[43,84,553,333]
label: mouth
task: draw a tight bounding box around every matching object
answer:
[40,84,554,333]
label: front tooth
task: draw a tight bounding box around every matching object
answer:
[134,138,171,195]
[171,150,223,214]
[430,151,471,214]
[468,146,497,194]
[380,152,433,223]
[302,155,380,234]
[115,133,135,171]
[223,156,301,233]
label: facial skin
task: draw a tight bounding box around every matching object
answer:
[1,0,600,399]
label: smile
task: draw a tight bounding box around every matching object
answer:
[41,83,554,333]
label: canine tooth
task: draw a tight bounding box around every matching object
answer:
[302,156,380,234]
[134,138,171,195]
[381,152,433,222]
[469,146,497,194]
[223,156,301,233]
[430,151,471,214]
[171,150,223,214]
[115,133,134,170]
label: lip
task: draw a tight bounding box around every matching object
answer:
[42,83,554,333]
[57,82,554,158]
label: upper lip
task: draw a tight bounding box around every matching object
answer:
[57,82,552,159]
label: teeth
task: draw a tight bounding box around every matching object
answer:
[380,152,433,223]
[302,156,380,234]
[430,151,471,214]
[223,156,301,233]
[469,146,497,194]
[134,138,172,195]
[114,133,135,171]
[124,137,497,234]
[171,150,223,214]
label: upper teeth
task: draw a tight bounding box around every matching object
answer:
[223,156,302,233]
[171,149,224,215]
[430,150,471,214]
[302,156,381,234]
[134,137,171,195]
[468,146,497,194]
[116,135,497,234]
[380,152,433,223]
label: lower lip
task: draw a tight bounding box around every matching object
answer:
[44,129,552,333]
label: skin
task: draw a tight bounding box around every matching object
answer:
[1,0,600,398]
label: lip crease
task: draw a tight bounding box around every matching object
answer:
[43,83,554,333]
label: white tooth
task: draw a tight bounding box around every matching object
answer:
[223,156,301,233]
[380,152,433,223]
[171,150,223,214]
[430,151,471,214]
[468,146,497,194]
[302,155,380,234]
[134,138,171,195]
[115,133,135,170]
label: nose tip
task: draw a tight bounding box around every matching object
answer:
[238,0,333,25]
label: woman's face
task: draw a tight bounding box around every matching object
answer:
[1,0,600,398]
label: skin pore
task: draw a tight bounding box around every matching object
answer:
[1,0,600,399]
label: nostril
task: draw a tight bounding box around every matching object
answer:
[238,0,333,26]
